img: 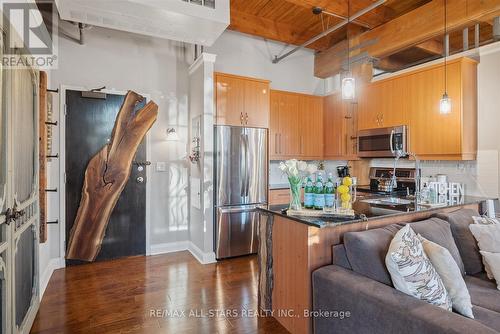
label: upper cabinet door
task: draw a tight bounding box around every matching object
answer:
[244,79,270,128]
[215,72,270,128]
[299,95,323,159]
[407,62,462,157]
[357,79,405,130]
[215,74,245,126]
[323,93,344,158]
[278,92,300,157]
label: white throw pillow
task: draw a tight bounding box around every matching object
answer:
[386,225,452,311]
[469,223,500,253]
[469,223,500,279]
[480,251,500,290]
[419,235,474,318]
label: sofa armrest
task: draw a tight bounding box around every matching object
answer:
[313,265,498,334]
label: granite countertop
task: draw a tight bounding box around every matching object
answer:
[259,195,493,228]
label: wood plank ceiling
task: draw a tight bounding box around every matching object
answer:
[229,0,432,52]
[229,0,500,75]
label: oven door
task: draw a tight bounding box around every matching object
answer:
[357,126,407,157]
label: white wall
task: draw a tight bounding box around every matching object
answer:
[188,54,216,263]
[207,30,325,95]
[43,23,190,270]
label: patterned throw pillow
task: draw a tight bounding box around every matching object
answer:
[386,225,452,311]
[472,216,500,225]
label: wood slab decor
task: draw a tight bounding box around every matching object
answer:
[38,71,48,243]
[66,91,158,261]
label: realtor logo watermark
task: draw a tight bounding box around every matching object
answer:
[2,0,58,69]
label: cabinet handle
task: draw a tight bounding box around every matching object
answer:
[279,134,282,154]
[380,113,384,125]
[240,112,244,124]
[300,135,303,154]
[245,112,249,125]
[275,133,278,154]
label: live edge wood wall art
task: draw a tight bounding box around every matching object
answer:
[38,71,48,243]
[66,91,158,261]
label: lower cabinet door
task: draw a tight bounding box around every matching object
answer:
[215,205,264,259]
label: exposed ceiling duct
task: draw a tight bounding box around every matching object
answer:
[53,0,229,46]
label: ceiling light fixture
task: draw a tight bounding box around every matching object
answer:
[440,0,451,114]
[342,0,355,100]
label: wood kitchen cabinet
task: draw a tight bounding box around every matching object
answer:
[356,57,477,160]
[405,58,477,160]
[358,79,407,130]
[270,90,323,160]
[323,92,358,160]
[215,72,270,128]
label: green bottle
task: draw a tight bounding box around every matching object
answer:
[324,173,335,209]
[314,173,325,210]
[304,176,314,209]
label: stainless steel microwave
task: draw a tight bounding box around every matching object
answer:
[357,125,407,158]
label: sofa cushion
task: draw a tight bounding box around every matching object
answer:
[343,224,402,286]
[465,275,500,313]
[435,208,484,275]
[332,244,352,270]
[472,306,500,332]
[405,218,465,275]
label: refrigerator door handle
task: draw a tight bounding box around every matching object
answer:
[244,134,250,197]
[218,204,266,214]
[240,134,246,198]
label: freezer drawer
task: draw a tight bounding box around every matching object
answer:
[215,204,265,259]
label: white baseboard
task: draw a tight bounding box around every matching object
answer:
[39,257,64,300]
[188,241,217,264]
[149,241,216,264]
[150,241,189,255]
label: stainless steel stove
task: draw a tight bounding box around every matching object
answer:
[357,167,417,195]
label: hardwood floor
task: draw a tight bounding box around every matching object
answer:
[31,252,289,334]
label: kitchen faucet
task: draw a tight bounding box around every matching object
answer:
[389,150,421,203]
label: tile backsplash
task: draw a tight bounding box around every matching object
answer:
[269,150,499,198]
[269,160,348,186]
[370,149,499,197]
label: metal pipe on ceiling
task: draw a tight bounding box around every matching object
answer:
[272,0,387,64]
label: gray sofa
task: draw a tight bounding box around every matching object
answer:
[312,209,500,334]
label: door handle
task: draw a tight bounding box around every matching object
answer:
[133,161,151,167]
[136,176,145,183]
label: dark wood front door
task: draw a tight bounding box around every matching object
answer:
[65,90,147,264]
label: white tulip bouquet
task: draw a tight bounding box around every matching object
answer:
[279,159,317,210]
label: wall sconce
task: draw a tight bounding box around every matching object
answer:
[166,128,180,141]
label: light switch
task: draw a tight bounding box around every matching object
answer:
[156,162,167,172]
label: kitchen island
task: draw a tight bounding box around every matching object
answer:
[257,196,491,334]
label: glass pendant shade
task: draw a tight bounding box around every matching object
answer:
[342,77,356,100]
[439,93,452,114]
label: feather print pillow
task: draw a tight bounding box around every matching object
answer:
[386,225,452,311]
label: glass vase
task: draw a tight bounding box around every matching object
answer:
[288,176,302,211]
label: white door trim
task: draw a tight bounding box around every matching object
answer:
[58,85,153,263]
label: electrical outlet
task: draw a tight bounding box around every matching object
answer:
[156,162,167,172]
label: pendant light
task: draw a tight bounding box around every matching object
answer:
[440,0,451,114]
[342,0,355,100]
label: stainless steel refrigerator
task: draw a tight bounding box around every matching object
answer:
[214,126,268,259]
